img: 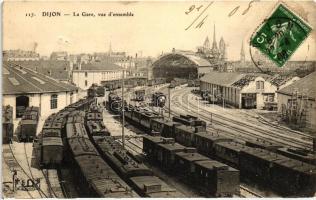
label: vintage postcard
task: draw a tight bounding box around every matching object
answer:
[2,0,316,198]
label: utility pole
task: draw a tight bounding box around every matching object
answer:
[212,88,215,106]
[121,69,125,148]
[168,85,171,118]
[197,97,199,117]
[222,92,225,110]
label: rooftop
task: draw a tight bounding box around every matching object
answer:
[2,62,78,95]
[5,60,70,80]
[268,74,299,87]
[76,61,123,71]
[200,72,246,87]
[277,71,316,100]
[154,51,212,67]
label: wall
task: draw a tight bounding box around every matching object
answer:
[275,77,300,102]
[277,93,316,131]
[199,81,242,108]
[241,77,276,109]
[197,67,212,75]
[72,70,123,90]
[2,90,78,120]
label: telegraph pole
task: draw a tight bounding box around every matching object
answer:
[168,85,171,118]
[121,69,125,148]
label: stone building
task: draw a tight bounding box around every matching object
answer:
[277,72,316,131]
[2,62,79,120]
[200,72,299,109]
[72,61,124,90]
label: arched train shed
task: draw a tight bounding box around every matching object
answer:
[152,52,212,82]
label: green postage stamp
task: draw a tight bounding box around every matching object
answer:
[251,3,312,67]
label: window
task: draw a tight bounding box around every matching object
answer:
[70,92,73,104]
[85,80,88,86]
[256,81,264,90]
[85,72,88,77]
[50,94,58,109]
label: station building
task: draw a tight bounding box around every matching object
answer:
[72,61,124,90]
[200,72,299,109]
[2,62,79,120]
[152,51,213,81]
[277,72,316,131]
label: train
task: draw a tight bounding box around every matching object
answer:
[90,136,185,197]
[134,89,145,101]
[40,113,65,166]
[84,103,186,197]
[120,104,316,197]
[2,105,13,144]
[87,84,105,98]
[147,78,166,86]
[38,98,95,166]
[37,97,187,197]
[107,92,127,114]
[65,111,138,197]
[143,135,240,197]
[17,106,40,142]
[187,79,200,87]
[103,78,162,91]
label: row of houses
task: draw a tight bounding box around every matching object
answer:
[2,59,148,121]
[3,60,144,90]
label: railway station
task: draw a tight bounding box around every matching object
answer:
[2,1,316,198]
[152,50,213,81]
[3,74,315,198]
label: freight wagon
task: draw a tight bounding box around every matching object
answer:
[2,105,13,144]
[18,106,40,142]
[143,135,240,197]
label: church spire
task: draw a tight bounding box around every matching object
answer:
[203,36,210,49]
[240,40,245,62]
[211,24,218,52]
[219,37,226,60]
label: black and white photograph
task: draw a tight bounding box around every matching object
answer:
[1,0,316,198]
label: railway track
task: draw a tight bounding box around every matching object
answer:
[240,185,263,198]
[22,143,44,198]
[167,88,312,150]
[3,143,49,198]
[116,137,143,155]
[40,169,58,198]
[182,93,312,150]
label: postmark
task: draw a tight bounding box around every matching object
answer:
[250,3,312,67]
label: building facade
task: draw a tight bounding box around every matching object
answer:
[50,51,68,61]
[277,72,316,131]
[152,50,212,81]
[3,49,40,61]
[200,72,299,109]
[2,63,79,120]
[72,61,124,90]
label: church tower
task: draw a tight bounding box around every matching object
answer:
[211,24,218,53]
[203,36,210,49]
[240,40,245,62]
[219,37,226,60]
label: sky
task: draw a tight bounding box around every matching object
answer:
[3,1,316,61]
